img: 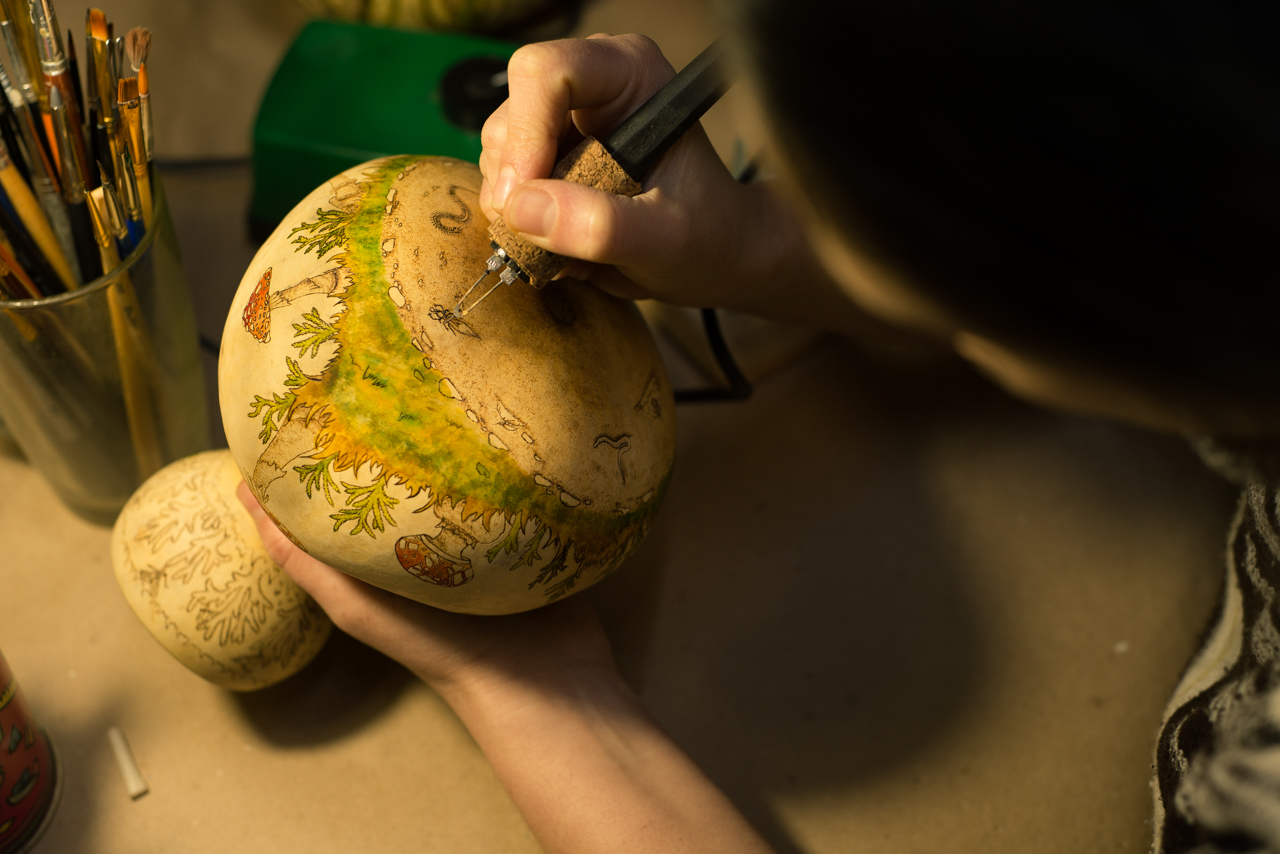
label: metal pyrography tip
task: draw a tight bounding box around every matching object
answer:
[453,254,506,318]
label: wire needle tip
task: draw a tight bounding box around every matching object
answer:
[454,254,509,318]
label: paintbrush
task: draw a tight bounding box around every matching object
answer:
[66,29,86,124]
[0,136,75,290]
[49,87,100,282]
[87,10,121,195]
[0,61,79,284]
[83,11,97,117]
[85,181,161,478]
[0,1,56,174]
[0,237,43,299]
[0,189,63,297]
[116,78,149,227]
[97,162,132,250]
[0,84,29,186]
[0,0,48,110]
[31,0,92,187]
[111,142,143,244]
[125,28,151,170]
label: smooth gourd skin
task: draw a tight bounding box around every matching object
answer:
[219,156,676,615]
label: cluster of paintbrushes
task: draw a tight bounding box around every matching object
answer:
[0,0,153,301]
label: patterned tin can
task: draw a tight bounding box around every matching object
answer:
[0,652,59,854]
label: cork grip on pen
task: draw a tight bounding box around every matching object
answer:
[487,137,643,289]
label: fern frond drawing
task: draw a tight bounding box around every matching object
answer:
[284,357,311,389]
[294,454,339,506]
[249,391,297,443]
[290,207,357,258]
[485,512,525,562]
[331,475,400,537]
[292,308,339,358]
[528,540,572,590]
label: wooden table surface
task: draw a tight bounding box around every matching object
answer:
[0,331,1234,853]
[0,1,1239,850]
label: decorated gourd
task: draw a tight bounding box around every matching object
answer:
[292,0,558,33]
[218,156,676,615]
[111,450,333,690]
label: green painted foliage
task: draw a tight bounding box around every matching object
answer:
[248,391,296,443]
[292,308,338,358]
[290,207,356,259]
[295,454,339,506]
[330,476,399,537]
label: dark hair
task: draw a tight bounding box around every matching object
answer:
[733,0,1280,435]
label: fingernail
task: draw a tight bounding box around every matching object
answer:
[507,188,555,238]
[492,165,516,211]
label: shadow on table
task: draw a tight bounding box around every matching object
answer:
[227,630,415,747]
[585,339,1000,854]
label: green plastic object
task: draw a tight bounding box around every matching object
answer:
[250,20,516,238]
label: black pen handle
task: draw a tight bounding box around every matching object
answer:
[602,38,732,183]
[478,38,736,294]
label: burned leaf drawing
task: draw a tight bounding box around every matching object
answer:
[495,398,527,433]
[634,370,662,418]
[188,560,274,647]
[594,434,632,484]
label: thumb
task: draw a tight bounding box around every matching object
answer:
[503,178,691,270]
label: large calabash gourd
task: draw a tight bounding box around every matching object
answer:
[219,156,676,615]
[296,0,557,33]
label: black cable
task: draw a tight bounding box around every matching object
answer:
[673,308,754,403]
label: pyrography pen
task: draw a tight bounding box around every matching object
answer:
[454,37,732,318]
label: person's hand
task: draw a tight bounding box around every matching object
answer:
[236,482,616,699]
[479,34,791,312]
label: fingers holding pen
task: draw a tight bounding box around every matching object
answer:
[487,34,676,213]
[503,177,692,274]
